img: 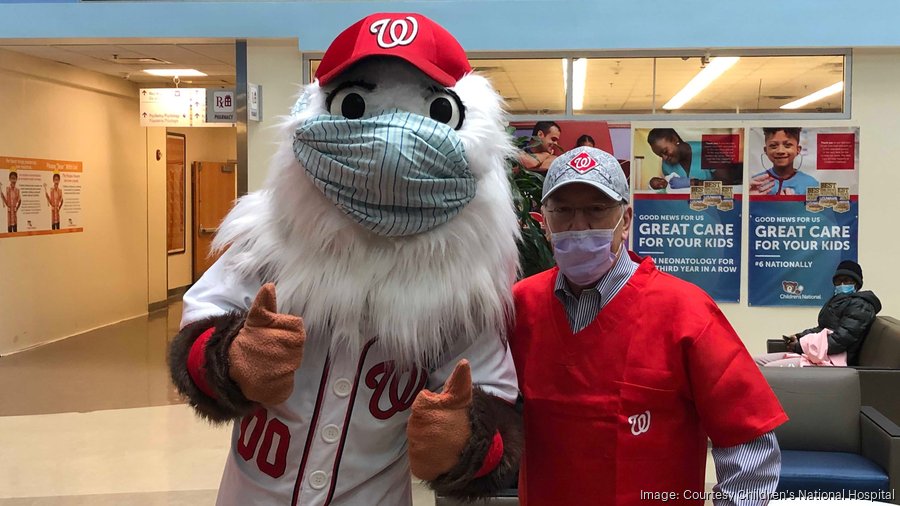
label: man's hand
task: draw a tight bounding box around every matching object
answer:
[782,334,799,351]
[407,360,473,481]
[228,283,306,405]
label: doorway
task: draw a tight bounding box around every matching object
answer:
[192,161,236,281]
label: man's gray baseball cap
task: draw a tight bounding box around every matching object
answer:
[541,147,630,204]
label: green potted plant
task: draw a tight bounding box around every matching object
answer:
[508,130,555,279]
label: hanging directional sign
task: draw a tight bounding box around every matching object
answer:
[139,88,206,127]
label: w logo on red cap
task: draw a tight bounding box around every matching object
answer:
[370,17,419,49]
[567,152,598,173]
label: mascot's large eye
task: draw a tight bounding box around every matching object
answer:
[328,87,367,119]
[428,90,464,130]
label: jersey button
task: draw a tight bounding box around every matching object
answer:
[321,424,341,443]
[309,470,328,490]
[333,378,352,397]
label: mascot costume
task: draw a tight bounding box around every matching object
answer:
[168,12,523,505]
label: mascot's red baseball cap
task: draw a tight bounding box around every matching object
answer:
[315,13,471,87]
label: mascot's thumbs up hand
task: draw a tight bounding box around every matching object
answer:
[228,283,306,405]
[407,360,473,481]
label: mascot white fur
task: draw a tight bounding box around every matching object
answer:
[169,12,523,505]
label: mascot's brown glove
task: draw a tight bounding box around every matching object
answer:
[228,283,306,405]
[407,360,473,481]
[169,283,306,422]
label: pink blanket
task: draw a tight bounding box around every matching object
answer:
[799,328,847,367]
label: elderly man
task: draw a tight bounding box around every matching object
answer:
[509,147,788,505]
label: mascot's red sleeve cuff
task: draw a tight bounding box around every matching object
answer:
[169,312,257,423]
[473,430,504,478]
[187,327,217,399]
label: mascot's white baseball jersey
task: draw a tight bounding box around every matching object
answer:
[169,12,523,506]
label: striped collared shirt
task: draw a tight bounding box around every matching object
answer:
[553,251,781,503]
[553,249,639,333]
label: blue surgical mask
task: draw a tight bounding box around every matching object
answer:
[293,111,475,237]
[550,214,623,286]
[834,284,856,295]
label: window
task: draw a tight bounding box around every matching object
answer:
[578,54,845,115]
[579,58,655,114]
[308,58,567,115]
[470,59,566,115]
[305,52,847,118]
[651,55,844,114]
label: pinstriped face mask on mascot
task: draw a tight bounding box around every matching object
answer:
[292,110,475,237]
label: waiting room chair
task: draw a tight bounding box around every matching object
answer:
[761,367,899,504]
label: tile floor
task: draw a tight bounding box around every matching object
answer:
[0,302,436,505]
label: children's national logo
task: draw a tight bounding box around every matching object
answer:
[782,281,804,295]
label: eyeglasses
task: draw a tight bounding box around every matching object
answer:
[544,204,622,226]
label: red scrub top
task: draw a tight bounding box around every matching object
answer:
[509,254,787,506]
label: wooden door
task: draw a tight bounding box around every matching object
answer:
[192,161,236,281]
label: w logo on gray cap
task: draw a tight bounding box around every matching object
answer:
[567,151,599,173]
[541,147,630,204]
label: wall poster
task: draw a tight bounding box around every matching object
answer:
[0,156,83,238]
[748,127,859,306]
[632,127,743,302]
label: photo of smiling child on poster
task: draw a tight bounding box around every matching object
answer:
[749,127,819,196]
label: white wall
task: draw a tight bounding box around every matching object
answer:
[247,39,302,192]
[0,49,149,354]
[849,50,900,325]
[634,48,900,354]
[165,126,236,290]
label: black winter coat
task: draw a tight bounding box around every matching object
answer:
[791,290,882,365]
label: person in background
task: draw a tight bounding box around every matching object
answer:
[510,146,786,505]
[575,134,595,148]
[517,121,561,173]
[749,127,818,196]
[1,171,22,233]
[756,260,881,367]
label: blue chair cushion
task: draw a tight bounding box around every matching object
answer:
[778,450,890,494]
